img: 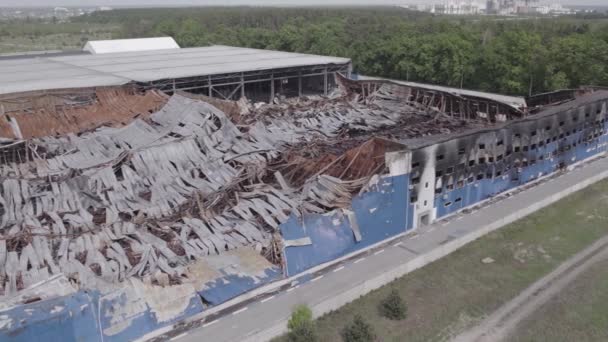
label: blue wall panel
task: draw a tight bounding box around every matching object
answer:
[282,174,409,276]
[199,267,282,306]
[99,288,204,342]
[0,291,101,342]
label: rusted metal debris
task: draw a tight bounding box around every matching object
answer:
[0,87,168,139]
[0,80,489,296]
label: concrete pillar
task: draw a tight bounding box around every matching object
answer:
[298,71,302,97]
[208,76,212,97]
[270,73,275,103]
[240,73,245,99]
[323,68,328,96]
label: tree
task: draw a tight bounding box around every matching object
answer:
[341,314,375,342]
[288,305,317,342]
[379,289,407,320]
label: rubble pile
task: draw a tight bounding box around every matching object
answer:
[0,81,489,296]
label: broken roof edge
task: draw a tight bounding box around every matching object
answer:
[358,75,527,111]
[396,90,608,150]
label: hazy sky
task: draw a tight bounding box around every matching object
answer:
[0,0,605,7]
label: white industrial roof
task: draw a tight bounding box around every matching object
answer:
[0,45,351,96]
[359,76,527,109]
[83,37,180,54]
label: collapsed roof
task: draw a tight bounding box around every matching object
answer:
[0,78,496,296]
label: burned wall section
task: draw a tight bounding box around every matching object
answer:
[408,92,608,227]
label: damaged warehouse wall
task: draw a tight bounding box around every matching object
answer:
[408,92,608,226]
[0,75,607,342]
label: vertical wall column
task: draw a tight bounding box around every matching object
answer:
[208,75,212,97]
[240,73,245,99]
[323,67,329,96]
[270,73,275,103]
[298,71,302,97]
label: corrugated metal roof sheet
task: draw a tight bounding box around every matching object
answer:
[83,37,180,54]
[0,45,351,96]
[359,75,527,110]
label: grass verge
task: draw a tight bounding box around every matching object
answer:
[507,257,608,342]
[273,179,608,342]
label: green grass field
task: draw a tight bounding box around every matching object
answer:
[507,257,608,342]
[0,23,119,53]
[274,179,608,342]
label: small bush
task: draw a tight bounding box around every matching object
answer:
[288,304,317,342]
[380,289,407,320]
[341,314,375,342]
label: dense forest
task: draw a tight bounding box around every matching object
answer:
[21,7,608,96]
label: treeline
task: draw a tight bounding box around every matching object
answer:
[78,7,608,96]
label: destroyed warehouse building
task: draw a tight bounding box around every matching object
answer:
[0,44,607,342]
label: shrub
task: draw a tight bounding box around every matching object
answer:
[380,289,407,320]
[288,304,317,342]
[341,314,375,342]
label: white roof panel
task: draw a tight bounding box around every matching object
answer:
[84,37,180,54]
[0,45,351,95]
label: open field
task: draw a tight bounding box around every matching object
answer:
[273,179,608,342]
[507,257,608,342]
[0,23,119,53]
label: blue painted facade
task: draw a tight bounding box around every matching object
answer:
[99,287,204,342]
[0,291,101,342]
[281,174,410,276]
[433,120,608,219]
[199,267,282,306]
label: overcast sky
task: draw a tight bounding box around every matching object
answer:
[0,0,605,7]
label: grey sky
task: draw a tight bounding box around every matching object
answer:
[0,0,605,7]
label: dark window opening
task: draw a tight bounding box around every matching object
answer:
[446,167,454,174]
[445,201,452,207]
[469,160,475,167]
[523,146,529,152]
[497,154,504,161]
[479,157,486,164]
[545,125,551,131]
[410,195,418,203]
[514,146,521,152]
[477,174,484,180]
[412,177,420,185]
[437,154,445,161]
[479,143,486,150]
[559,121,565,126]
[531,130,537,136]
[488,157,495,163]
[467,176,474,183]
[531,144,537,150]
[412,162,421,169]
[497,140,504,146]
[455,197,462,203]
[436,170,443,177]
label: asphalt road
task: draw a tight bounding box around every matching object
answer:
[173,157,608,342]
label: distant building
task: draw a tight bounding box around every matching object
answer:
[83,37,180,55]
